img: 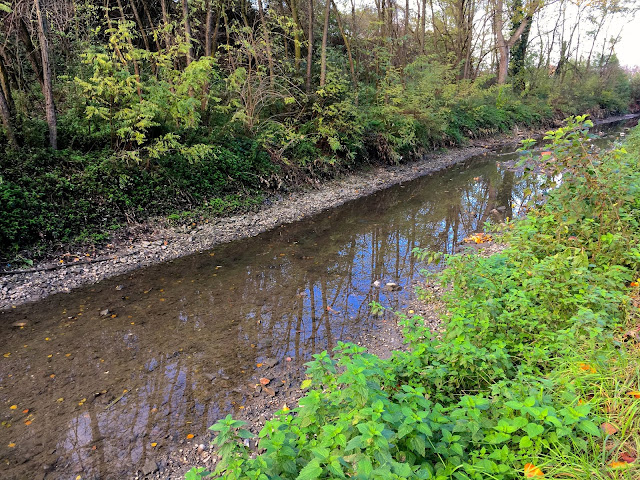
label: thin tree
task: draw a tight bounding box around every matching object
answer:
[319,0,331,87]
[256,0,275,86]
[493,0,539,84]
[35,0,57,149]
[306,0,314,92]
[0,75,17,148]
[182,0,194,65]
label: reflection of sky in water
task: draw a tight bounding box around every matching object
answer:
[0,157,564,479]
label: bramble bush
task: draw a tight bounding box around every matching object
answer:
[187,117,640,479]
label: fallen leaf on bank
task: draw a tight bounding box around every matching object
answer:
[8,442,16,448]
[49,374,55,379]
[151,442,157,447]
[619,452,636,463]
[3,352,10,358]
[256,363,263,368]
[579,363,596,373]
[45,338,50,341]
[627,391,640,399]
[259,378,270,385]
[24,420,31,426]
[463,233,493,244]
[9,405,17,410]
[631,282,639,287]
[186,434,194,439]
[524,463,544,477]
[282,404,290,412]
[56,398,64,403]
[609,461,629,469]
[600,423,618,435]
[22,409,29,414]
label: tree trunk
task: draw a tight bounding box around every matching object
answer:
[205,0,213,56]
[493,0,532,84]
[319,0,331,87]
[182,0,194,65]
[256,0,275,86]
[290,0,302,70]
[115,0,144,99]
[128,0,151,52]
[0,70,17,148]
[161,0,172,50]
[306,0,314,93]
[421,0,426,52]
[0,51,15,118]
[35,0,57,150]
[140,0,163,51]
[18,18,44,88]
[331,0,356,89]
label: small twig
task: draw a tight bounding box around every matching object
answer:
[105,390,129,410]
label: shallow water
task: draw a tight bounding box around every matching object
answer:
[0,125,628,479]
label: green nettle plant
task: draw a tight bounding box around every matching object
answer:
[185,120,640,479]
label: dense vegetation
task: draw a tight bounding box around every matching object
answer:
[188,118,640,478]
[0,0,639,260]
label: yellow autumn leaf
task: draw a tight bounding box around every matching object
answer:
[9,405,17,410]
[151,442,158,447]
[578,363,596,373]
[524,463,544,477]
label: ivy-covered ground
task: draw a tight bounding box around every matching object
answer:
[188,118,640,479]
